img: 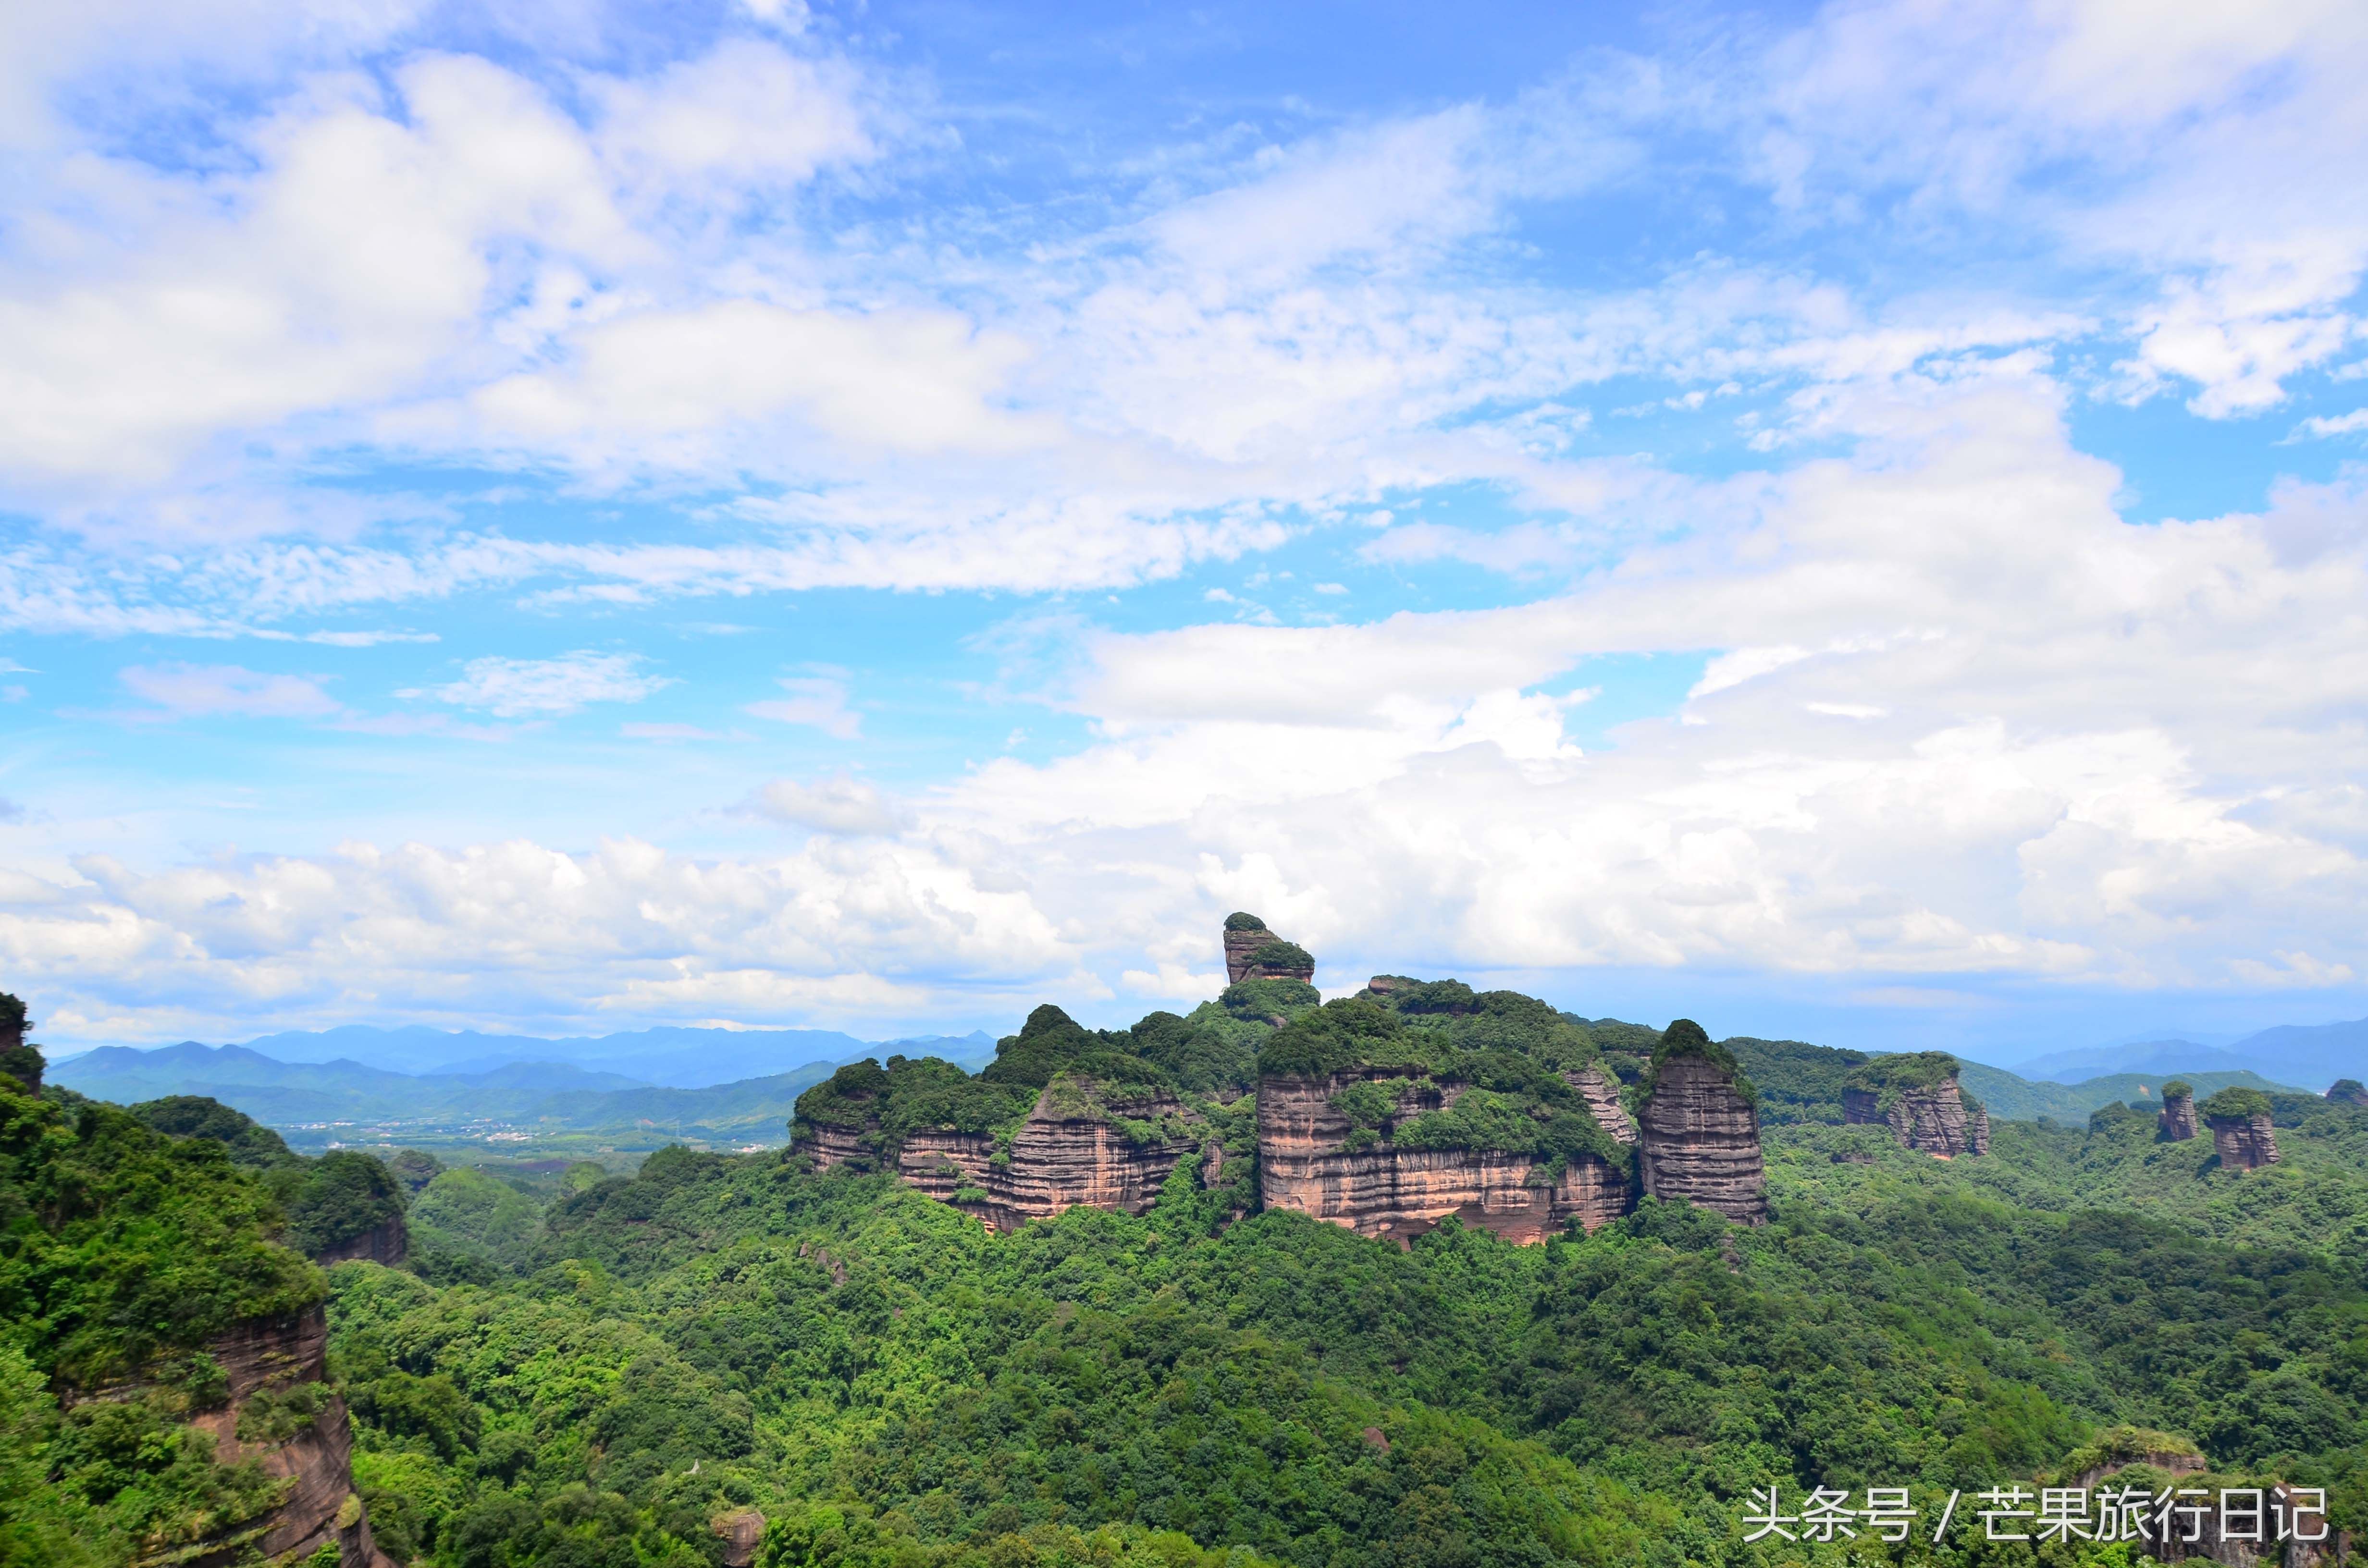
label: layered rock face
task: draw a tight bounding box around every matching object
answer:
[172,1305,394,1568]
[1562,1065,1637,1145]
[315,1213,409,1267]
[2209,1113,2281,1171]
[2159,1087,2201,1140]
[803,1083,1200,1233]
[1223,914,1316,984]
[1842,1078,1990,1157]
[1638,1056,1769,1224]
[1258,1071,1629,1244]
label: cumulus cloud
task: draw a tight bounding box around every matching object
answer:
[411,651,672,718]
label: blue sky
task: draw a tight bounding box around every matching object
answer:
[3,0,2367,1065]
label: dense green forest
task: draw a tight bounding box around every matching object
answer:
[6,992,2368,1568]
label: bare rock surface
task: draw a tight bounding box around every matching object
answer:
[1842,1077,1989,1157]
[1257,1070,1629,1244]
[1223,914,1316,984]
[2209,1113,2281,1171]
[1637,1055,1769,1224]
[165,1305,395,1568]
[2158,1086,2201,1141]
[1562,1065,1637,1145]
[315,1213,409,1268]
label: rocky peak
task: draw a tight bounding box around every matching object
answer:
[1560,1064,1637,1145]
[1841,1052,1989,1157]
[1222,912,1316,985]
[2200,1088,2280,1172]
[1636,1020,1769,1224]
[2327,1078,2368,1108]
[2158,1080,2200,1141]
[0,990,38,1094]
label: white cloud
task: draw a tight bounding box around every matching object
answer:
[744,775,908,835]
[412,651,671,718]
[745,674,861,738]
[117,662,340,719]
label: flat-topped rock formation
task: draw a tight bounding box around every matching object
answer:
[1222,911,1316,985]
[1841,1053,1989,1157]
[2158,1080,2200,1140]
[795,1009,1206,1232]
[1258,1069,1629,1244]
[1637,1021,1769,1224]
[2201,1088,2280,1171]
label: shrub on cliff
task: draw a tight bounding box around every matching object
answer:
[1842,1050,1963,1115]
[1126,1010,1259,1093]
[1637,1018,1758,1107]
[1245,938,1313,974]
[129,1094,298,1168]
[1222,911,1268,932]
[2200,1086,2273,1123]
[2162,1079,2195,1101]
[1258,995,1429,1078]
[1219,976,1321,1020]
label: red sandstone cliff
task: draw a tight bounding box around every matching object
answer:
[1257,1070,1628,1244]
[1637,1056,1769,1224]
[1222,915,1316,985]
[1842,1077,1989,1157]
[2209,1112,2280,1171]
[1561,1065,1637,1145]
[803,1078,1201,1232]
[315,1213,409,1268]
[2159,1087,2201,1141]
[112,1305,396,1568]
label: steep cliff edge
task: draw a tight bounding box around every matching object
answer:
[1255,988,1632,1244]
[1637,1021,1769,1224]
[1222,911,1316,985]
[794,1006,1208,1231]
[1840,1052,1988,1156]
[2158,1080,2200,1140]
[0,1068,392,1567]
[2200,1087,2281,1171]
[184,1305,395,1568]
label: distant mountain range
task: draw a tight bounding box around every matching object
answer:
[46,1027,1000,1151]
[214,1022,995,1087]
[2006,1017,2368,1091]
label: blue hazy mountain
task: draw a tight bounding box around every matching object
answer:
[2009,1018,2368,1091]
[219,1022,992,1087]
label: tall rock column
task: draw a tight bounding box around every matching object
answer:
[2200,1088,2280,1171]
[2157,1081,2200,1141]
[1636,1020,1769,1225]
[1841,1054,1989,1157]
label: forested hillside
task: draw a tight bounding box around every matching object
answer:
[13,973,2368,1568]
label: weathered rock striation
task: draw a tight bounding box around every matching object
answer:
[2199,1088,2281,1172]
[2209,1113,2281,1172]
[92,1305,397,1568]
[800,1073,1201,1234]
[1637,1024,1769,1224]
[1223,912,1316,985]
[314,1212,409,1267]
[1561,1064,1637,1145]
[1258,1069,1629,1244]
[2158,1081,2200,1141]
[1841,1055,1989,1157]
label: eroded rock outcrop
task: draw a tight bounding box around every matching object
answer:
[1561,1064,1637,1145]
[314,1213,409,1267]
[2209,1114,2281,1171]
[2159,1081,2200,1141]
[2200,1088,2281,1172]
[1258,1069,1629,1244]
[1841,1054,1989,1157]
[1637,1023,1769,1224]
[1223,912,1316,985]
[799,1065,1202,1233]
[112,1305,396,1568]
[2327,1078,2368,1108]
